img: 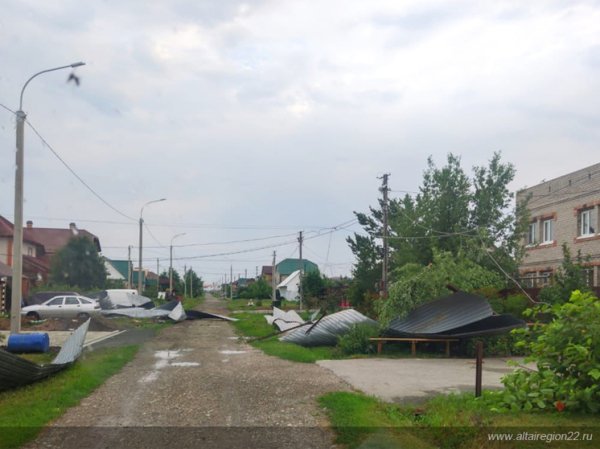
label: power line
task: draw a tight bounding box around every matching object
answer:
[25,119,136,221]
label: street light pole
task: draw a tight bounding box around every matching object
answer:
[169,233,185,297]
[10,62,85,334]
[138,198,166,294]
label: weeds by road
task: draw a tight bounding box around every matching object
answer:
[320,391,600,449]
[0,345,138,449]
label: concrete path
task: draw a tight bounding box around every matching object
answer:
[318,357,535,404]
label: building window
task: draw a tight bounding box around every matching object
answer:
[579,208,596,236]
[527,222,537,245]
[583,268,594,287]
[538,270,552,287]
[542,219,553,243]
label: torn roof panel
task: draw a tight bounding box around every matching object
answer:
[387,291,494,336]
[280,309,377,346]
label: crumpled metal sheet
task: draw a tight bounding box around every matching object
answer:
[280,309,378,346]
[185,310,238,322]
[0,319,90,391]
[99,291,154,310]
[386,291,494,336]
[101,307,170,319]
[265,307,305,331]
[167,302,187,322]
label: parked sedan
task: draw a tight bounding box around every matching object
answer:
[21,295,100,320]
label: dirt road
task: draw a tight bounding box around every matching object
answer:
[25,294,350,449]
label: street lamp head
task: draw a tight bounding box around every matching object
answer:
[70,62,86,68]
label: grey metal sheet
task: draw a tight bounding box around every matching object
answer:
[280,309,377,346]
[0,319,90,391]
[267,307,305,331]
[386,291,493,336]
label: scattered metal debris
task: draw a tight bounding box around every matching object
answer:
[264,307,305,331]
[385,291,525,338]
[280,309,377,346]
[0,319,90,391]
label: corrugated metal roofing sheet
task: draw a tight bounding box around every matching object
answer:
[280,309,377,346]
[386,291,494,336]
[0,319,90,391]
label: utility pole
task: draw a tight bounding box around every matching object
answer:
[271,251,276,304]
[184,264,187,298]
[127,246,132,288]
[298,231,304,310]
[190,266,193,298]
[379,174,390,298]
[245,268,247,279]
[230,265,233,300]
[156,258,159,294]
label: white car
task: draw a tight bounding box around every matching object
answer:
[21,295,100,320]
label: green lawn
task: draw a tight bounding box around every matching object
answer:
[226,299,300,311]
[320,391,600,449]
[0,345,138,449]
[231,312,337,363]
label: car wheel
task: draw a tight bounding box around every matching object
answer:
[77,312,90,320]
[27,311,40,320]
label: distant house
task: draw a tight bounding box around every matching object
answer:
[104,259,127,283]
[0,216,102,297]
[275,258,318,284]
[261,265,273,285]
[277,269,301,301]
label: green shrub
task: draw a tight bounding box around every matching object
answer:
[464,334,528,357]
[488,290,600,413]
[503,294,530,318]
[337,323,380,355]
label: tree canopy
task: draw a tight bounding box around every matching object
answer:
[347,152,527,314]
[49,236,107,290]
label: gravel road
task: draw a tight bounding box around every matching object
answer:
[24,294,351,449]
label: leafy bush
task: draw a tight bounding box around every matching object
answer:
[337,323,380,355]
[489,290,600,413]
[503,294,530,318]
[538,244,591,305]
[464,334,528,357]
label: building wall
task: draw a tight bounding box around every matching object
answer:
[0,238,10,265]
[518,163,600,287]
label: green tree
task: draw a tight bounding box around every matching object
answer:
[348,152,525,314]
[239,278,271,299]
[49,236,107,290]
[538,244,591,304]
[302,269,327,301]
[183,269,204,298]
[379,250,504,324]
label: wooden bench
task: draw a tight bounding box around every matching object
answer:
[369,337,459,356]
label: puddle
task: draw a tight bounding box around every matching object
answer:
[219,350,246,355]
[139,349,198,383]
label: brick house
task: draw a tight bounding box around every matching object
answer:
[517,163,600,287]
[0,216,101,296]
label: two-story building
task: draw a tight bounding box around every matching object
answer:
[517,163,600,287]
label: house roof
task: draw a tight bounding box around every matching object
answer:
[276,258,318,276]
[24,223,101,254]
[261,266,273,275]
[0,216,44,247]
[277,270,301,288]
[109,260,131,279]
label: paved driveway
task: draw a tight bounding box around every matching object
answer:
[317,357,535,403]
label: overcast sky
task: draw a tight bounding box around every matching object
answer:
[1,0,600,286]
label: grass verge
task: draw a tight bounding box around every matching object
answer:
[182,295,205,310]
[231,312,336,363]
[225,299,299,311]
[319,391,600,449]
[0,345,138,449]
